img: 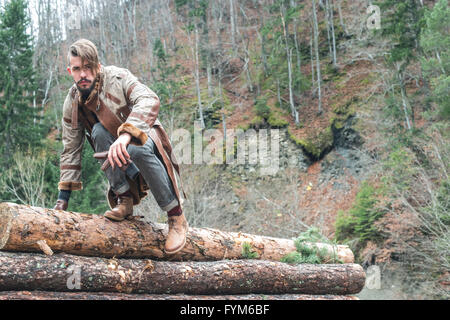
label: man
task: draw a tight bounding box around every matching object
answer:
[53,39,188,254]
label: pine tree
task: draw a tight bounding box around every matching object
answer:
[0,0,43,168]
[420,0,450,119]
[378,0,425,131]
[151,38,183,130]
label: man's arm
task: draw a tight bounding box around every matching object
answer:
[54,93,85,210]
[108,69,161,169]
[117,69,160,146]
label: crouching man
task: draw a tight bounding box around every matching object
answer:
[53,39,188,254]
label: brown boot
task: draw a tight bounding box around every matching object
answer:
[104,192,133,221]
[165,209,189,254]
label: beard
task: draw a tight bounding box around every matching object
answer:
[76,78,96,101]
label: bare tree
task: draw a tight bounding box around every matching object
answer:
[229,0,237,54]
[281,4,299,124]
[326,0,338,67]
[311,0,323,114]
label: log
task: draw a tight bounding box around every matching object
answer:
[0,202,353,263]
[0,252,365,295]
[0,291,359,300]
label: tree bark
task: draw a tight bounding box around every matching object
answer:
[326,0,337,67]
[0,202,354,263]
[0,251,365,295]
[0,290,359,300]
[311,0,323,113]
[229,0,237,54]
[281,5,299,125]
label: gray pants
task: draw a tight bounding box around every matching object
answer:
[91,122,179,212]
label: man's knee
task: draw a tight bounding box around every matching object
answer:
[92,122,106,139]
[92,122,114,152]
[128,137,156,159]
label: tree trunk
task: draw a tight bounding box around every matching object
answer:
[0,202,354,263]
[326,0,337,67]
[0,251,365,295]
[229,0,237,54]
[193,26,205,129]
[312,0,323,113]
[0,290,359,300]
[281,5,299,125]
[336,0,349,36]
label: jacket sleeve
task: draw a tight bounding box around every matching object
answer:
[116,69,160,146]
[58,93,85,191]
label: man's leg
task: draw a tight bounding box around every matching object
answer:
[128,136,188,254]
[127,138,179,212]
[92,122,130,194]
[91,122,133,220]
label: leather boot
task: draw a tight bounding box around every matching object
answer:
[104,192,133,221]
[165,211,189,254]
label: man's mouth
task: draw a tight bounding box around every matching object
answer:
[78,80,91,85]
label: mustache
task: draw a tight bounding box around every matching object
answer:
[77,79,92,85]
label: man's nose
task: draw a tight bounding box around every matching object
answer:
[80,69,87,77]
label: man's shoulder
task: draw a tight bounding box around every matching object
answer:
[64,84,77,102]
[103,65,133,80]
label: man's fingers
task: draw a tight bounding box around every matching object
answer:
[112,147,122,168]
[116,146,127,166]
[108,149,115,169]
[121,143,130,161]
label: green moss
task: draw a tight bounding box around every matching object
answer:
[288,126,334,160]
[241,242,259,259]
[267,112,289,128]
[330,96,359,131]
[237,123,250,131]
[249,115,265,128]
[330,117,345,129]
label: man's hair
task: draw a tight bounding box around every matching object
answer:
[67,39,99,71]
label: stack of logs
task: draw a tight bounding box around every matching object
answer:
[0,202,365,300]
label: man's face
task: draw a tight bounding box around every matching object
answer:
[67,56,99,96]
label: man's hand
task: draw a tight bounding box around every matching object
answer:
[108,133,132,169]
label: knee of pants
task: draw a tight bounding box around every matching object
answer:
[92,123,110,142]
[128,137,157,160]
[91,123,115,152]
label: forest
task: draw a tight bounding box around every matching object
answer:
[0,0,448,299]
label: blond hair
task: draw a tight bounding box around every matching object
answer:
[67,39,99,72]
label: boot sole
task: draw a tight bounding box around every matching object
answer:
[164,236,187,255]
[104,212,132,222]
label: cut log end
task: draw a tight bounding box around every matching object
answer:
[0,203,13,250]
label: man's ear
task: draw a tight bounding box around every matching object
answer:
[67,66,72,75]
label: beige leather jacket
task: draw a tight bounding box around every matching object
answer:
[59,65,183,206]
